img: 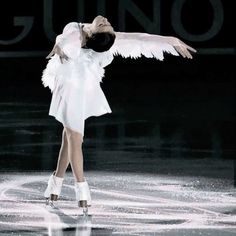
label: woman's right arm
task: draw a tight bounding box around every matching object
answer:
[46,43,69,64]
[46,22,82,63]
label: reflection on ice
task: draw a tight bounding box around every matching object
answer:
[46,209,92,236]
[0,171,235,235]
[0,101,235,173]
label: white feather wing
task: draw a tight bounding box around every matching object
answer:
[110,32,179,61]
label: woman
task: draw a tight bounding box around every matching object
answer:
[42,15,196,213]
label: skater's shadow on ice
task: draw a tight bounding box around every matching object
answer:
[46,207,113,236]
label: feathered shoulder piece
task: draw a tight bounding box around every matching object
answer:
[110,32,196,60]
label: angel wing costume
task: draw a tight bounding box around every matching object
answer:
[42,22,191,136]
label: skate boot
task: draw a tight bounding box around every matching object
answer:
[44,171,64,207]
[75,180,91,216]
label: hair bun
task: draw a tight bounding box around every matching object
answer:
[84,32,116,52]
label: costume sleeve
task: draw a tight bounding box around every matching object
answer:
[41,22,82,92]
[110,32,196,60]
[97,51,114,68]
[55,22,82,59]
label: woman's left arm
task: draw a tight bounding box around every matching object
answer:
[110,32,196,60]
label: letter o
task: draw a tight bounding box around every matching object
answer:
[171,0,224,42]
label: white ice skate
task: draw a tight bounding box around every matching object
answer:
[44,172,64,206]
[75,180,91,216]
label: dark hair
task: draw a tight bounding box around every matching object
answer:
[83,32,116,52]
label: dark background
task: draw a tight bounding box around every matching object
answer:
[0,0,235,181]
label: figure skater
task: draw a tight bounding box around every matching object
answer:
[42,15,196,214]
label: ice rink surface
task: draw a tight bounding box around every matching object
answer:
[0,171,235,236]
[0,80,235,235]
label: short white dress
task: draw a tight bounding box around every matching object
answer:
[42,22,114,136]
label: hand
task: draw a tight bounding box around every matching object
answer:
[46,45,69,63]
[169,37,197,59]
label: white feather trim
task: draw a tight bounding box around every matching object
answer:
[110,32,179,60]
[41,55,61,92]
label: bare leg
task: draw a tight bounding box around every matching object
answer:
[65,127,85,182]
[55,128,70,178]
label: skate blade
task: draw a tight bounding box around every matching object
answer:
[45,198,59,210]
[77,212,92,217]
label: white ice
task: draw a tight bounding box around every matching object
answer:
[0,171,235,236]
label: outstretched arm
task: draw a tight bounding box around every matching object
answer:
[110,32,196,60]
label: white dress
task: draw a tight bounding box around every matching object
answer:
[42,22,184,136]
[42,22,114,136]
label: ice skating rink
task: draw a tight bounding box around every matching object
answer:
[0,57,235,235]
[0,171,235,236]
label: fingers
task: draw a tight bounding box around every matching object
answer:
[184,43,197,53]
[183,47,193,59]
[47,44,69,63]
[175,45,186,58]
[46,50,55,59]
[59,54,70,64]
[173,38,197,59]
[175,45,194,59]
[187,45,197,53]
[179,39,197,53]
[63,54,69,61]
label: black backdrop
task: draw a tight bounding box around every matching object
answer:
[0,1,235,173]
